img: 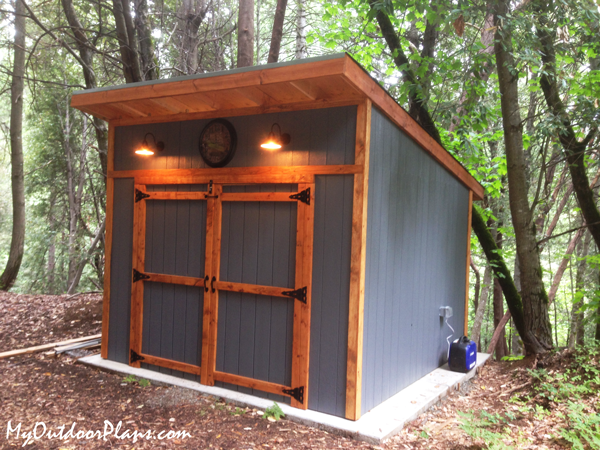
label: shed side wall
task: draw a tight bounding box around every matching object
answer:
[361,108,469,415]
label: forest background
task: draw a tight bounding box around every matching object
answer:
[0,0,598,359]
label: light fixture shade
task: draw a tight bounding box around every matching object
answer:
[260,124,290,150]
[135,133,164,156]
[260,134,282,150]
[135,148,154,155]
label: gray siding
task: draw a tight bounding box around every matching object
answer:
[114,106,356,171]
[141,187,207,381]
[107,178,134,363]
[107,106,356,416]
[308,175,353,417]
[361,108,469,415]
[215,184,296,403]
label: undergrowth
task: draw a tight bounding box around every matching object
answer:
[459,345,600,449]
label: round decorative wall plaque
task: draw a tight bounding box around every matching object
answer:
[198,119,237,168]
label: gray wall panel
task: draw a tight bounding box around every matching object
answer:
[361,108,469,415]
[308,175,353,417]
[108,178,134,363]
[216,190,296,403]
[114,107,356,171]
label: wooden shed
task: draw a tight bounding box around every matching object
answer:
[71,53,484,421]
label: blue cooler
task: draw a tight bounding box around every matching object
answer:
[448,336,477,373]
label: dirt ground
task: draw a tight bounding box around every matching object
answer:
[0,292,578,449]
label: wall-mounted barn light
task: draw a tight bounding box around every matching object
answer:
[260,123,291,150]
[135,132,165,156]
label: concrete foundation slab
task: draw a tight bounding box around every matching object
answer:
[79,353,489,444]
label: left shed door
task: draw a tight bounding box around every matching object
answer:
[129,185,209,377]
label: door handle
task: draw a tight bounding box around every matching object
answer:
[211,276,216,293]
[204,275,209,292]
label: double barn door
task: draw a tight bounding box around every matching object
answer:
[128,181,314,408]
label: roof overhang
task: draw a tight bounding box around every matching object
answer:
[71,53,484,200]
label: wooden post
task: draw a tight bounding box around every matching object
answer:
[101,123,116,359]
[464,190,474,336]
[201,184,222,385]
[345,100,371,420]
[291,183,314,409]
[129,184,147,368]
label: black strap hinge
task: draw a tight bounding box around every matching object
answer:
[135,189,150,203]
[130,350,145,363]
[133,268,150,283]
[282,286,307,304]
[282,386,304,403]
[289,187,310,205]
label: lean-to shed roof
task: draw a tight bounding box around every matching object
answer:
[71,53,483,199]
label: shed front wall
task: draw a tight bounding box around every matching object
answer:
[107,106,355,418]
[361,107,469,415]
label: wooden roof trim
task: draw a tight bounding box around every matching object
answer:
[342,56,484,200]
[71,57,347,108]
[71,53,483,200]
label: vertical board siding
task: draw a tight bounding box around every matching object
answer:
[114,106,356,171]
[141,195,206,380]
[109,107,357,415]
[215,185,297,403]
[308,175,353,417]
[361,108,469,415]
[107,178,134,363]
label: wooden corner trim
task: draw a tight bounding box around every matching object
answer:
[345,100,371,420]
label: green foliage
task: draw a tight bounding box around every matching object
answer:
[560,402,600,450]
[262,402,285,421]
[458,410,521,449]
[122,375,151,387]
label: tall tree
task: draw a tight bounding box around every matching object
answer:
[61,0,109,176]
[0,0,26,291]
[112,0,143,82]
[134,0,157,80]
[267,0,288,63]
[237,0,254,67]
[177,0,209,74]
[369,1,541,354]
[535,0,600,252]
[494,0,552,352]
[295,0,307,59]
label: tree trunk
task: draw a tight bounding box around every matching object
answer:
[267,0,287,63]
[0,0,26,291]
[548,228,585,304]
[471,264,492,347]
[536,2,600,252]
[68,220,106,294]
[177,0,208,74]
[237,0,254,67]
[571,231,592,347]
[471,261,481,313]
[370,0,441,144]
[295,0,307,59]
[112,0,143,82]
[61,0,109,177]
[492,226,508,359]
[494,0,552,353]
[134,0,157,80]
[449,11,495,132]
[369,0,534,351]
